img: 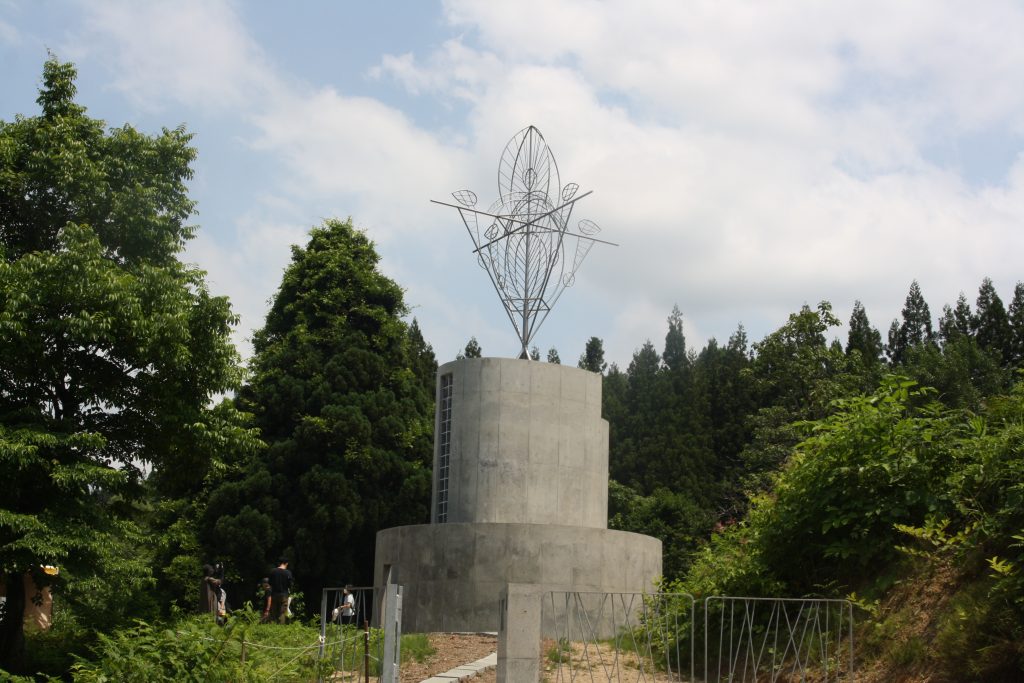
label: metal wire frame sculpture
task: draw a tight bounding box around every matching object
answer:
[433,126,615,358]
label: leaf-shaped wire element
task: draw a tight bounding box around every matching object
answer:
[453,189,478,207]
[437,126,611,355]
[524,168,537,189]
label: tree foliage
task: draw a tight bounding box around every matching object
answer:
[577,336,607,373]
[888,280,934,364]
[846,300,883,370]
[0,57,250,670]
[973,277,1012,364]
[206,219,435,601]
[459,336,482,359]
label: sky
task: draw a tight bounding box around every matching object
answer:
[2,0,1023,369]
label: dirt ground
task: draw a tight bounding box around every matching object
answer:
[396,633,666,683]
[399,632,498,683]
[540,638,679,682]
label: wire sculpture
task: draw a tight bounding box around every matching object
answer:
[432,126,616,358]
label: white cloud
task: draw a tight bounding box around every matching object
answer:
[72,0,278,111]
[0,18,20,45]
[185,211,310,357]
[54,0,1024,365]
[359,0,1024,361]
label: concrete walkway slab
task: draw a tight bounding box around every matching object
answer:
[420,652,497,682]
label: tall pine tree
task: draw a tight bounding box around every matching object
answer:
[206,219,434,602]
[578,336,608,373]
[1008,282,1024,367]
[973,277,1012,364]
[889,280,934,364]
[662,305,688,372]
[939,293,974,344]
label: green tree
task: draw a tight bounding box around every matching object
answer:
[1008,282,1024,367]
[546,347,561,364]
[938,293,974,344]
[739,303,859,492]
[608,482,713,580]
[407,318,438,397]
[0,58,247,669]
[693,326,754,490]
[846,301,883,365]
[902,336,1007,410]
[973,277,1012,364]
[662,305,688,372]
[460,336,482,359]
[210,219,435,602]
[748,302,848,414]
[578,336,607,373]
[845,300,884,393]
[889,280,934,364]
[529,345,541,361]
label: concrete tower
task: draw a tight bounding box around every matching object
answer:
[373,357,662,632]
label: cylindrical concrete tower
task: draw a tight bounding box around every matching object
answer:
[374,358,662,632]
[430,357,608,528]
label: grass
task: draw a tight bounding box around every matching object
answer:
[400,633,435,663]
[545,638,571,664]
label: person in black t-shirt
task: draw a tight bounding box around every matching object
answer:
[268,558,293,624]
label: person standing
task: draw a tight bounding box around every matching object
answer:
[200,564,221,619]
[332,585,356,626]
[268,558,293,624]
[258,578,273,623]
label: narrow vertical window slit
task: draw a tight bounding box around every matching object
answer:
[436,373,453,523]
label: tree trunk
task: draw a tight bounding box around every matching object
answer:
[0,571,27,673]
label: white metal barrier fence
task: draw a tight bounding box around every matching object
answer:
[704,596,854,683]
[542,591,695,682]
[317,583,402,682]
[537,592,855,683]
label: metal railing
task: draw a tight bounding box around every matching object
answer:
[535,592,855,682]
[542,591,696,682]
[704,596,854,682]
[317,584,403,682]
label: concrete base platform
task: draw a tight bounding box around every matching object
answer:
[374,522,662,633]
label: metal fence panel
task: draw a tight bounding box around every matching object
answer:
[541,591,696,682]
[318,585,402,682]
[704,596,854,683]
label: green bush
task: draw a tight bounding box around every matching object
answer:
[69,607,331,683]
[756,378,958,587]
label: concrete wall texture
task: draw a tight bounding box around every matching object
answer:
[374,357,663,634]
[431,358,609,528]
[374,523,662,633]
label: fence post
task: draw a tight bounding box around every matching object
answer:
[497,583,543,683]
[364,619,370,683]
[318,587,329,661]
[380,582,402,683]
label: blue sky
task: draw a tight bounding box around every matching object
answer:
[2,1,1023,368]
